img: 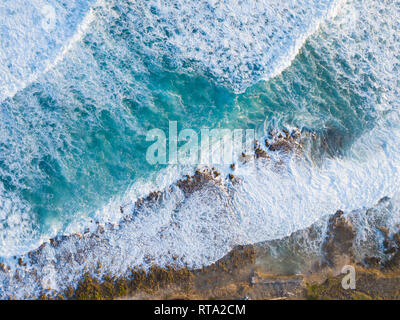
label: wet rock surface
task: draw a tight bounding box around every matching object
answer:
[265,128,303,154]
[322,210,355,268]
[176,169,222,196]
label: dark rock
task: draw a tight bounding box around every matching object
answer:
[322,210,355,267]
[265,129,303,155]
[145,191,163,202]
[255,147,269,159]
[364,256,381,268]
[0,263,7,273]
[383,232,400,271]
[282,129,290,138]
[176,169,219,196]
[18,258,26,267]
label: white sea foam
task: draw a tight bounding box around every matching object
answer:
[0,0,96,102]
[0,0,400,298]
[114,0,343,92]
[0,7,97,257]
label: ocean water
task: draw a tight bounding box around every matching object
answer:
[0,0,400,297]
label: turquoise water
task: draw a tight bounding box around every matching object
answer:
[0,0,400,297]
[1,32,377,246]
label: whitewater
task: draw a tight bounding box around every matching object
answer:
[0,0,400,298]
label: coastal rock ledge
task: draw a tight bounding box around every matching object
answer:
[61,200,400,300]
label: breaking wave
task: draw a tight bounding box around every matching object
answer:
[0,0,400,298]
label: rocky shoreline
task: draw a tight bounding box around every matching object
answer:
[1,128,400,300]
[62,198,400,300]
